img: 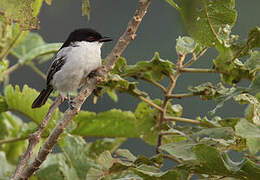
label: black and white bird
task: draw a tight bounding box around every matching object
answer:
[31,28,112,108]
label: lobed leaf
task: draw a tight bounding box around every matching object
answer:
[176,36,197,55]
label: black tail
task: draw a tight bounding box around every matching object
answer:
[32,85,54,108]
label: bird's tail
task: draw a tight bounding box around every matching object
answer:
[31,85,54,108]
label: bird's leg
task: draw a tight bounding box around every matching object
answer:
[67,94,76,110]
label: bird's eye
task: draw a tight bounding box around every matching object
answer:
[87,36,95,41]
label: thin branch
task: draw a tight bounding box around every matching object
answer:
[180,68,217,73]
[0,136,28,145]
[11,95,64,180]
[16,1,151,179]
[137,95,163,112]
[183,47,207,68]
[141,77,167,93]
[167,93,195,99]
[28,62,46,79]
[0,31,23,62]
[156,54,185,153]
[2,63,21,79]
[165,116,201,125]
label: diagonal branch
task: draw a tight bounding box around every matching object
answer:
[11,95,64,180]
[15,0,151,179]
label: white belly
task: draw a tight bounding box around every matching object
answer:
[51,41,102,96]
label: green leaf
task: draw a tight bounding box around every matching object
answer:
[160,141,197,161]
[176,36,197,55]
[0,151,15,179]
[235,119,260,155]
[4,85,60,133]
[87,138,126,158]
[114,53,175,82]
[18,43,62,65]
[233,93,260,125]
[115,149,137,162]
[251,73,260,91]
[245,51,260,73]
[177,0,237,48]
[134,101,160,145]
[0,59,9,81]
[71,109,138,138]
[82,0,91,20]
[192,127,235,141]
[0,0,40,30]
[36,153,79,180]
[58,134,94,179]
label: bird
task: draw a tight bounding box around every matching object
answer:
[31,28,112,108]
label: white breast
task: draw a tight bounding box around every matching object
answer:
[52,41,102,95]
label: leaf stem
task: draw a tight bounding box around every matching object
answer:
[0,31,23,62]
[167,93,195,99]
[162,154,182,163]
[156,54,186,153]
[141,77,167,93]
[28,62,46,79]
[183,47,207,68]
[165,0,181,11]
[137,96,163,112]
[2,63,21,79]
[165,116,201,125]
[180,68,217,73]
[0,136,28,145]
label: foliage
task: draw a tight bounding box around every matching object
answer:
[0,0,260,180]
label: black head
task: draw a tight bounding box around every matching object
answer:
[61,28,112,48]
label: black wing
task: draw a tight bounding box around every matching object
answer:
[46,55,66,85]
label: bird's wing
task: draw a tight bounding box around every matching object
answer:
[46,55,66,85]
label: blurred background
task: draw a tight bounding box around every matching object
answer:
[9,0,260,169]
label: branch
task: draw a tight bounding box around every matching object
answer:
[137,95,163,112]
[165,116,201,125]
[16,0,151,179]
[2,63,21,79]
[156,53,186,153]
[11,95,64,180]
[141,77,167,93]
[183,47,207,68]
[0,136,28,145]
[0,31,23,62]
[167,93,195,99]
[180,68,217,73]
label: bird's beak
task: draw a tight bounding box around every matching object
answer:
[99,36,113,42]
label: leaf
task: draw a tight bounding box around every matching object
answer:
[176,36,197,55]
[235,119,260,155]
[177,0,237,48]
[189,82,229,100]
[244,51,260,73]
[3,85,60,134]
[0,60,9,81]
[160,141,197,161]
[233,93,260,125]
[36,153,79,180]
[45,0,52,5]
[251,73,260,91]
[115,149,137,162]
[87,138,126,158]
[58,134,94,179]
[0,0,40,30]
[0,151,15,179]
[82,0,91,20]
[71,109,138,138]
[114,53,175,82]
[18,43,62,65]
[192,127,235,141]
[134,101,160,145]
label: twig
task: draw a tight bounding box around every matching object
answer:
[141,77,167,93]
[0,136,28,145]
[183,47,207,68]
[156,54,185,153]
[162,154,182,164]
[167,93,195,99]
[11,95,64,180]
[165,116,201,125]
[16,1,151,179]
[2,63,21,79]
[137,95,163,112]
[28,62,46,79]
[0,31,23,62]
[180,68,217,73]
